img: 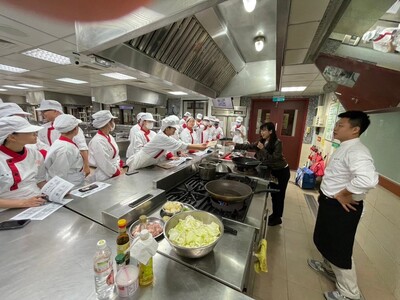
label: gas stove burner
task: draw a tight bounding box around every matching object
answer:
[233,166,258,176]
[211,198,244,212]
[165,172,258,222]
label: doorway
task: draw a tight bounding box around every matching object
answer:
[249,99,309,169]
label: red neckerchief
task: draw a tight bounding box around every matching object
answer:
[97,130,117,159]
[47,123,55,145]
[140,126,151,142]
[59,136,78,148]
[0,145,28,191]
[236,124,241,129]
[182,123,187,129]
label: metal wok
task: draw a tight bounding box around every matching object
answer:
[205,180,279,203]
[231,157,261,170]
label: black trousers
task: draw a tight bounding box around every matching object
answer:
[269,166,290,219]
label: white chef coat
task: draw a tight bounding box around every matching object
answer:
[45,136,84,186]
[231,124,246,143]
[214,126,224,140]
[196,123,205,143]
[38,121,88,151]
[209,126,216,141]
[0,145,46,200]
[200,127,210,143]
[88,131,121,182]
[180,127,198,144]
[127,127,156,159]
[321,138,379,200]
[127,131,188,170]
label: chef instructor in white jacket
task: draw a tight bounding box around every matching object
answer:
[127,115,208,170]
[35,100,90,177]
[88,110,122,182]
[230,116,246,143]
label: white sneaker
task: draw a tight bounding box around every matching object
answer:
[307,258,336,282]
[324,290,361,300]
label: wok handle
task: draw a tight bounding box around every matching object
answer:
[254,188,280,194]
[224,225,238,236]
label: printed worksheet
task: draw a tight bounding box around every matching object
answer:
[11,198,74,220]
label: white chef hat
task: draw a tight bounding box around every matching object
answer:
[141,112,156,122]
[196,113,203,120]
[0,116,43,144]
[161,115,180,131]
[92,110,117,128]
[0,102,31,118]
[203,116,210,121]
[214,118,220,123]
[236,116,243,123]
[136,112,145,122]
[186,116,195,124]
[184,112,191,117]
[35,100,64,114]
[53,114,82,133]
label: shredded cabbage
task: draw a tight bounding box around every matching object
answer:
[168,215,221,248]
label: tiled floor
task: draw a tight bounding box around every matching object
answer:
[252,173,397,300]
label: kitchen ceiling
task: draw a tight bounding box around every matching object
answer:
[0,0,344,101]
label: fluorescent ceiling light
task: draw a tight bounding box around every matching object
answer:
[254,36,265,52]
[0,88,7,91]
[56,78,88,84]
[0,64,29,73]
[18,83,43,88]
[101,73,136,80]
[243,0,256,12]
[168,91,188,95]
[22,48,71,65]
[281,86,307,92]
[3,85,29,90]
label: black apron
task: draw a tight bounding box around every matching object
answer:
[313,192,363,269]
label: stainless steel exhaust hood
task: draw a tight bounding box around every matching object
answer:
[92,85,167,106]
[25,91,92,106]
[76,0,277,98]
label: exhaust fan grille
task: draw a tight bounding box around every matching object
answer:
[127,16,236,93]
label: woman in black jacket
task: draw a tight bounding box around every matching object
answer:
[233,122,290,226]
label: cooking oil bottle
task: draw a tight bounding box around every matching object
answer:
[138,229,154,286]
[116,219,130,264]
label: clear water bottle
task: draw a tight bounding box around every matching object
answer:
[94,240,114,299]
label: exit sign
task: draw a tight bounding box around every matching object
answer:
[273,96,285,102]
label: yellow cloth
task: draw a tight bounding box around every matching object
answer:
[254,239,268,273]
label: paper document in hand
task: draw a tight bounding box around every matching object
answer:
[207,141,217,147]
[41,176,74,203]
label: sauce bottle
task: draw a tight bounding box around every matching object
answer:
[138,229,154,286]
[116,219,130,264]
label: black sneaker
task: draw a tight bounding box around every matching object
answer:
[268,217,282,226]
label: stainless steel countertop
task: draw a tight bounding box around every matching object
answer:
[0,208,253,300]
[66,152,214,228]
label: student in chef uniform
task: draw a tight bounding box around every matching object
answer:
[180,116,199,154]
[308,111,378,300]
[44,114,84,186]
[35,100,90,177]
[0,116,46,209]
[194,113,204,142]
[128,112,146,150]
[230,116,246,143]
[214,119,224,140]
[208,116,217,141]
[127,113,157,158]
[126,115,207,170]
[200,116,211,143]
[0,102,48,157]
[178,111,192,133]
[88,110,122,182]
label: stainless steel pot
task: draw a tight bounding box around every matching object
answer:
[198,163,216,180]
[163,210,224,258]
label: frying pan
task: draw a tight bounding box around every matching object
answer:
[205,180,279,203]
[231,157,261,170]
